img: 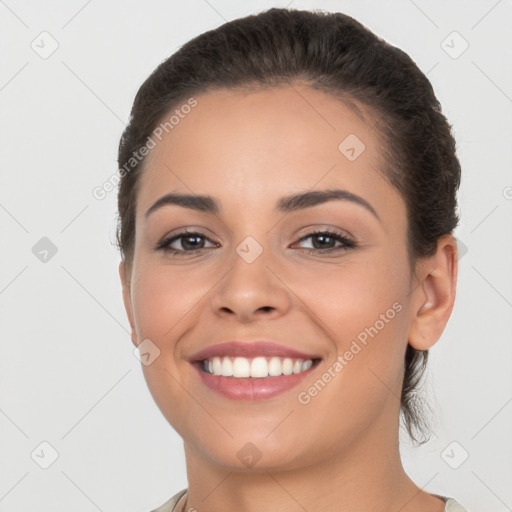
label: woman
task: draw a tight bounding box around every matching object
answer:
[116,7,467,511]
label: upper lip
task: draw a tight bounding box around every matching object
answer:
[189,341,321,362]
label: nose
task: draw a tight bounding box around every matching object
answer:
[209,246,292,323]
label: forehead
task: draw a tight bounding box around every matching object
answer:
[136,85,403,223]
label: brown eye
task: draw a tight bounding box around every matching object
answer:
[296,230,356,254]
[156,230,217,256]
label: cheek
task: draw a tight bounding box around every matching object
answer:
[292,256,409,338]
[293,257,410,397]
[289,260,409,450]
[130,265,204,437]
[131,264,203,342]
[130,266,196,387]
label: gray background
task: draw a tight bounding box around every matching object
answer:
[1,0,511,510]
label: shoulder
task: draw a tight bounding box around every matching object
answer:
[147,490,469,512]
[148,489,187,512]
[444,497,470,511]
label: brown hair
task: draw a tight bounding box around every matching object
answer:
[115,7,461,444]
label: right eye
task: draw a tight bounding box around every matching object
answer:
[155,230,218,256]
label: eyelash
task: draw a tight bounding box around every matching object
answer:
[155,228,357,257]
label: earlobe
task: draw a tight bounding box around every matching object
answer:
[408,235,458,351]
[119,260,138,347]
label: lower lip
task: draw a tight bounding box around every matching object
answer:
[192,362,319,401]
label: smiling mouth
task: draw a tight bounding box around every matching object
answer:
[196,355,322,378]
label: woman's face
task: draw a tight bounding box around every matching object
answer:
[120,85,421,470]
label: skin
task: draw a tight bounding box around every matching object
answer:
[119,84,458,512]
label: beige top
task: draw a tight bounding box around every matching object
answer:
[150,489,469,511]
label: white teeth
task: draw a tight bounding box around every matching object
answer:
[233,357,250,377]
[250,357,268,378]
[203,356,315,378]
[221,357,233,377]
[302,359,313,371]
[268,356,282,376]
[282,358,293,375]
[212,357,222,375]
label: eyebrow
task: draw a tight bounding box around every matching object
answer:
[144,188,380,221]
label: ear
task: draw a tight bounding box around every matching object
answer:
[408,234,458,351]
[119,260,138,347]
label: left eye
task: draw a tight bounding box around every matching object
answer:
[294,230,356,253]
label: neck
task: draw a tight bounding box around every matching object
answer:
[179,416,445,512]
